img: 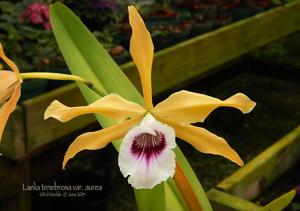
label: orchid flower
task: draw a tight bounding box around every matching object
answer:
[0,44,104,144]
[0,44,22,142]
[44,6,256,189]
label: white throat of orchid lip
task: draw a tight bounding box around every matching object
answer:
[118,113,176,189]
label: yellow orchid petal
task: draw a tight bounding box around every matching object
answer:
[156,115,244,166]
[0,84,21,142]
[63,116,142,169]
[0,71,19,103]
[45,93,146,122]
[152,90,256,124]
[128,6,154,110]
[0,44,21,77]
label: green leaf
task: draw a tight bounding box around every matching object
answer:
[50,2,212,211]
[166,178,189,211]
[258,190,296,211]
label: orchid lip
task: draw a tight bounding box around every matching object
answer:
[130,130,167,164]
[118,114,176,189]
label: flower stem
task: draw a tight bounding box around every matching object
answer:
[19,72,107,97]
[173,162,203,211]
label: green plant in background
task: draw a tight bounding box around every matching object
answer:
[259,190,296,211]
[61,0,121,27]
[0,0,129,71]
[0,1,65,71]
[1,0,290,72]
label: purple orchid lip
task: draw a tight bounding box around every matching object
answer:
[118,114,176,189]
[131,130,166,163]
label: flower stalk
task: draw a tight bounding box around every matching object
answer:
[174,163,203,211]
[19,72,107,97]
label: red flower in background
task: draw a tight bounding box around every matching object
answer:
[296,185,300,194]
[20,2,51,30]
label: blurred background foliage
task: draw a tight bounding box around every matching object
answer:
[1,0,295,72]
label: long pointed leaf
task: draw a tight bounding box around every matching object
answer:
[258,190,296,211]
